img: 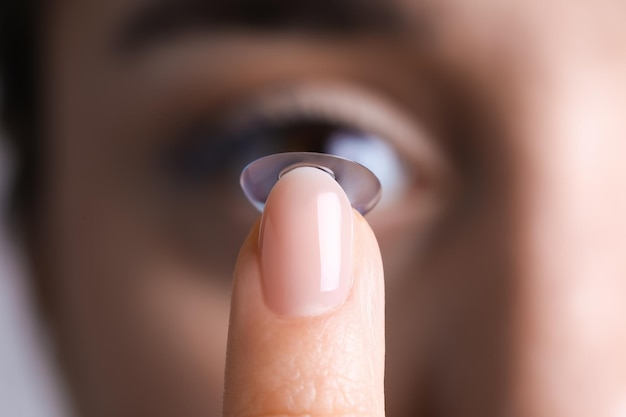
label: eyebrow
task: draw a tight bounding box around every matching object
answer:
[116,0,404,52]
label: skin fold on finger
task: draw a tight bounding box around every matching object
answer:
[224,211,385,417]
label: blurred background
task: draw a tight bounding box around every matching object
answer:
[0,134,70,417]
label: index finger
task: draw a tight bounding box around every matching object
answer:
[223,167,385,417]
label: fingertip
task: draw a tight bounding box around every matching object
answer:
[225,171,385,417]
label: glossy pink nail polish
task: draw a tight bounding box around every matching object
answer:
[259,167,354,316]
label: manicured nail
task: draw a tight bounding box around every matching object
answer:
[259,166,354,316]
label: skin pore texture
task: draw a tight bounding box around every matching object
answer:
[31,0,626,416]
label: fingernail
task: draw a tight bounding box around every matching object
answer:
[259,166,354,316]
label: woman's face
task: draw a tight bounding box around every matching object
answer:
[40,0,626,416]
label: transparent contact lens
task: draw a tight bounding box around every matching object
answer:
[240,152,382,215]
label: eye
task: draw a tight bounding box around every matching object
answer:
[161,82,436,209]
[151,82,449,280]
[165,120,406,206]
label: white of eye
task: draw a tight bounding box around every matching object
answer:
[325,131,407,207]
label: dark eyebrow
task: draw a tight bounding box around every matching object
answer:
[116,0,404,52]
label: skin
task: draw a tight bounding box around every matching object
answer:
[34,0,626,416]
[225,211,384,417]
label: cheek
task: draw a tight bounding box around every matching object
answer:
[46,177,233,416]
[132,263,231,409]
[381,155,517,417]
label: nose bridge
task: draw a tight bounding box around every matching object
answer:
[510,53,626,416]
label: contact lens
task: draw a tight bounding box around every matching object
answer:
[240,152,382,215]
